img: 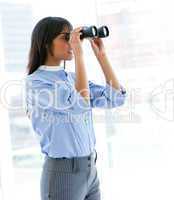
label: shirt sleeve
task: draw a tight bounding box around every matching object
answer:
[25,78,91,115]
[89,80,127,109]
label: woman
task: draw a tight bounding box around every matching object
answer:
[25,16,126,200]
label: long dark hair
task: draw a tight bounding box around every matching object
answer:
[27,16,73,75]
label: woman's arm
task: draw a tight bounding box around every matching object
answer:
[70,27,90,103]
[89,38,121,91]
[74,53,90,103]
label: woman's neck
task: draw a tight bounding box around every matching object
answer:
[44,57,62,66]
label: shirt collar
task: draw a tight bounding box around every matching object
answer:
[39,65,65,71]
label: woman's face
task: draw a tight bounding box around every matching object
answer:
[48,26,73,62]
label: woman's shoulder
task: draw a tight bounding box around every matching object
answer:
[25,69,64,85]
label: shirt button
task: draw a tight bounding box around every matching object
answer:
[88,164,91,167]
[88,157,90,160]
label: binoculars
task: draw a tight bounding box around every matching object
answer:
[80,25,109,39]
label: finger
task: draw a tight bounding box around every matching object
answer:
[73,27,83,33]
[71,30,81,35]
[74,26,83,30]
[89,38,94,41]
[71,32,81,38]
[70,33,81,42]
[89,39,95,44]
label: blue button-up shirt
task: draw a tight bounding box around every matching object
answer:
[25,65,127,158]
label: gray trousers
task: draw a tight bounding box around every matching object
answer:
[40,150,101,200]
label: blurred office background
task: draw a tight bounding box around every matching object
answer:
[0,0,174,199]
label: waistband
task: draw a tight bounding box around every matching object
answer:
[43,149,98,173]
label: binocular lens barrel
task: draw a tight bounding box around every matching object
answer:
[91,26,98,36]
[98,26,109,38]
[80,25,109,39]
[80,26,98,39]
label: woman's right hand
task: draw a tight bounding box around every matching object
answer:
[69,27,84,56]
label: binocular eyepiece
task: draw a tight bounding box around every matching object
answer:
[80,25,109,40]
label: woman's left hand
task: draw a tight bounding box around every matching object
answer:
[89,37,106,58]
